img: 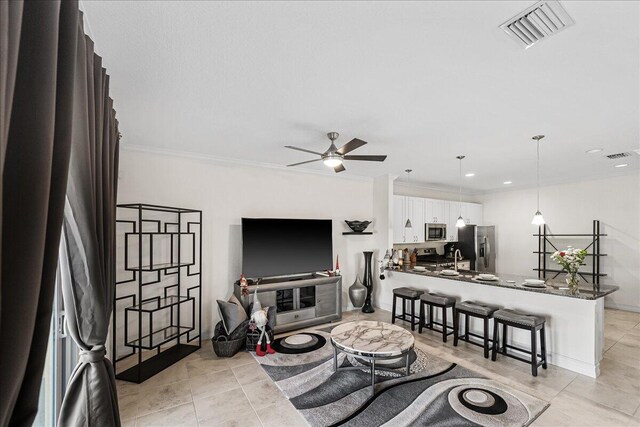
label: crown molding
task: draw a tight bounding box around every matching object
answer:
[120,143,375,183]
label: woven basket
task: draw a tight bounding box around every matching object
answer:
[211,321,246,357]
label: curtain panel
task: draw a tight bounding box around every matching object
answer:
[57,11,121,427]
[0,1,79,425]
[0,1,121,426]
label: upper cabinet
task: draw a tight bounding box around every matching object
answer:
[393,196,483,244]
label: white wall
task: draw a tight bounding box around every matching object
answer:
[481,172,640,311]
[118,148,376,337]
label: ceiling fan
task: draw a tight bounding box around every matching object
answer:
[285,132,387,173]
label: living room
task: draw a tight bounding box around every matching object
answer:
[2,1,639,427]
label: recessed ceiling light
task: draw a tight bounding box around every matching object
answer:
[465,173,475,177]
[503,181,513,185]
[615,163,628,168]
[585,148,602,154]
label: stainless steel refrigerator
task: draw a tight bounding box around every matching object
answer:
[476,226,496,273]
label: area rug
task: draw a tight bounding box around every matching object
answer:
[254,327,549,427]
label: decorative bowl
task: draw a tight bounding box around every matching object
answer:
[478,273,496,280]
[345,220,371,233]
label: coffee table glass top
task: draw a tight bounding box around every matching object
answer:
[330,321,414,356]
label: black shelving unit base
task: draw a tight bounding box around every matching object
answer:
[116,344,199,384]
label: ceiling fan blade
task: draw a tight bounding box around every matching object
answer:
[334,164,346,173]
[287,158,322,167]
[285,146,323,156]
[336,138,367,155]
[343,155,387,162]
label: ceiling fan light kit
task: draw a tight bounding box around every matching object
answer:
[286,132,387,173]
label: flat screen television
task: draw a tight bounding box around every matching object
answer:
[242,218,333,278]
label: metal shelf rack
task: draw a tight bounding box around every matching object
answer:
[533,219,606,292]
[113,203,202,383]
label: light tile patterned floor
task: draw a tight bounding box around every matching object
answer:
[117,308,640,426]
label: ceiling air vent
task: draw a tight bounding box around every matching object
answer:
[500,1,575,49]
[606,152,631,160]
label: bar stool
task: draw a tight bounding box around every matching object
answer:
[419,293,456,342]
[491,309,548,376]
[453,301,500,358]
[391,287,424,331]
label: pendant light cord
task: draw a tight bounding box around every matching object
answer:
[536,139,540,210]
[458,157,462,214]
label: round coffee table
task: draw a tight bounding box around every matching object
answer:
[330,320,414,393]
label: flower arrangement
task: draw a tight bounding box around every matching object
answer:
[550,247,587,294]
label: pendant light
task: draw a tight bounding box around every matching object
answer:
[455,156,466,228]
[531,135,545,226]
[404,169,412,229]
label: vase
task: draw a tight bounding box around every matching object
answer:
[348,276,367,308]
[361,251,375,313]
[565,272,579,295]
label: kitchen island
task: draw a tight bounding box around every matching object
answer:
[377,265,618,377]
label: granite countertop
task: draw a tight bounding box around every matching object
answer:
[387,265,618,300]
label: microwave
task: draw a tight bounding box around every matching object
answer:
[426,223,447,241]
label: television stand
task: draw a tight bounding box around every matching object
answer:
[234,274,342,333]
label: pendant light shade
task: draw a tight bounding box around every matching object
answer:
[456,156,466,228]
[404,169,413,229]
[531,211,545,226]
[531,135,545,226]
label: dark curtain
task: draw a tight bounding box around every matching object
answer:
[57,12,121,427]
[0,1,79,426]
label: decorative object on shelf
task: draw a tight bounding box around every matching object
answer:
[403,248,410,265]
[239,273,249,296]
[531,135,546,226]
[335,255,341,276]
[361,251,375,313]
[113,204,202,383]
[456,155,466,228]
[379,260,386,280]
[250,289,276,356]
[404,170,413,228]
[349,276,367,308]
[345,220,372,233]
[551,246,587,295]
[410,248,417,265]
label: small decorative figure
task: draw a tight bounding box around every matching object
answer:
[335,255,341,276]
[239,273,249,297]
[250,288,275,356]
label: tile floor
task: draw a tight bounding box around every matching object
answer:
[116,308,640,426]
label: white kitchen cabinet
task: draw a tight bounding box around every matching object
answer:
[445,201,459,242]
[408,197,425,243]
[393,195,407,243]
[426,199,445,224]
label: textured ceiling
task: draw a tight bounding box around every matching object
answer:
[82,0,640,192]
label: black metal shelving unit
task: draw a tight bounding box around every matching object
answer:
[113,203,202,383]
[533,219,606,292]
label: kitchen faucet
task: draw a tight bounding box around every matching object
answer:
[454,249,462,272]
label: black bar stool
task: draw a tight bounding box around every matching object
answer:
[453,301,500,358]
[419,293,456,342]
[391,287,424,331]
[491,309,548,376]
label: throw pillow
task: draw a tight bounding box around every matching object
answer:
[217,294,248,334]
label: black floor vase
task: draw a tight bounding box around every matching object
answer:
[361,251,375,313]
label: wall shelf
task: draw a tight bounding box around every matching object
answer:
[113,203,202,384]
[342,232,373,235]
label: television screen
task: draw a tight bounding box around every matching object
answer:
[242,218,333,278]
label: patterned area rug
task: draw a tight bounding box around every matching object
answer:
[254,327,549,427]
